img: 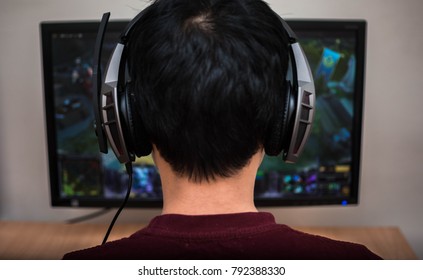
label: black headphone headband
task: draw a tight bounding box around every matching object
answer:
[93,9,315,164]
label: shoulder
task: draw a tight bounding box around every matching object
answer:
[62,229,161,260]
[255,224,382,260]
[62,237,135,260]
[62,213,382,260]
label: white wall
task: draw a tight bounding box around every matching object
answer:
[1,0,422,259]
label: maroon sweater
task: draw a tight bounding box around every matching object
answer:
[63,212,382,260]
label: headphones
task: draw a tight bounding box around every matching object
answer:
[93,9,315,165]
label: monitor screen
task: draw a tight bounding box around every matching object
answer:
[41,19,366,208]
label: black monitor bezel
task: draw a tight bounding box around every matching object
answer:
[41,19,366,208]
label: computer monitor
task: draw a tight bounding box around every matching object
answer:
[41,19,366,208]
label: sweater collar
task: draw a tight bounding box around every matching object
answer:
[143,212,276,235]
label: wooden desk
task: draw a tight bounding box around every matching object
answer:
[0,221,417,260]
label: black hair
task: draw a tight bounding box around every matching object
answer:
[128,0,290,182]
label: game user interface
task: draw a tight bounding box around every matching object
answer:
[41,20,365,207]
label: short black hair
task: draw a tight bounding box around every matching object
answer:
[128,0,290,182]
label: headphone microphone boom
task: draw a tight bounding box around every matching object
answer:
[93,12,110,155]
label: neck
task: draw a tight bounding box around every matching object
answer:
[153,148,263,216]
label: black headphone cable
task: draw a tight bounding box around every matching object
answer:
[101,162,133,245]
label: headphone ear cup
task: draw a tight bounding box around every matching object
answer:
[264,82,294,156]
[124,83,152,157]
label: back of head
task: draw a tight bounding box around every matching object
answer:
[128,0,290,182]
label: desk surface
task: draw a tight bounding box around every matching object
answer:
[0,221,417,260]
